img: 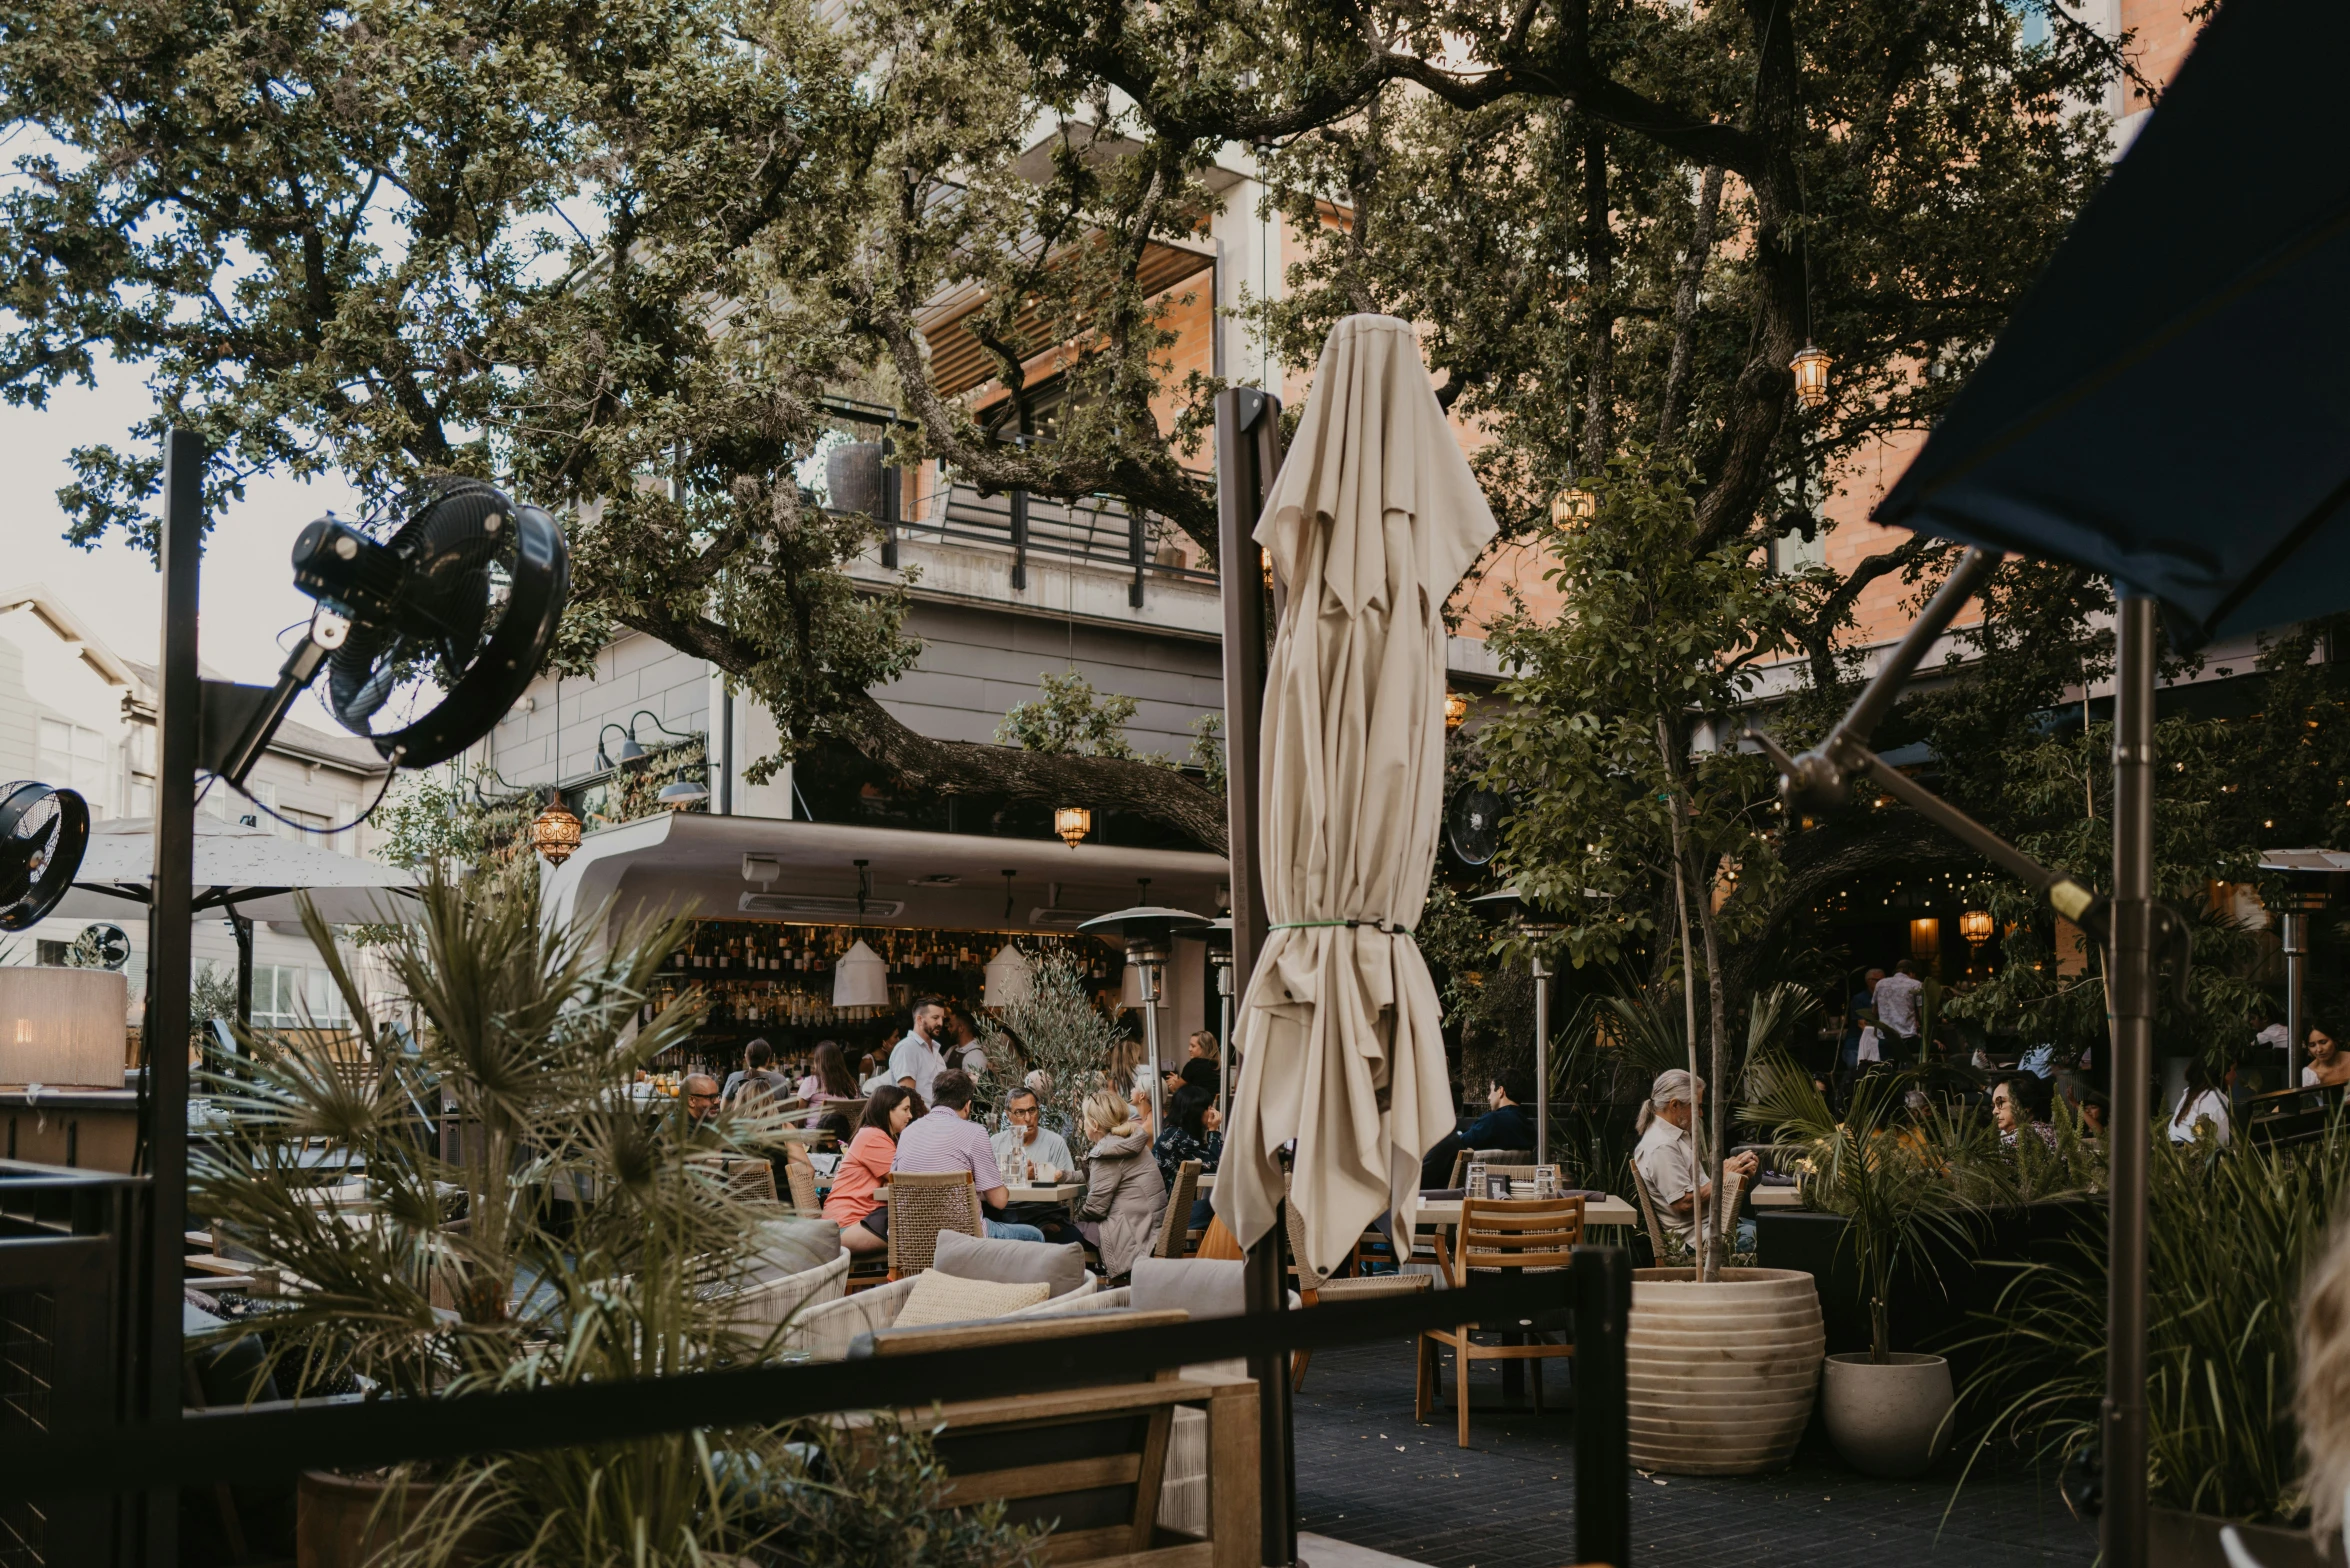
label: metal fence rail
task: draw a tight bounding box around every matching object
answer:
[902,480,1219,604]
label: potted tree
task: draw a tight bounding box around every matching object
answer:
[1745,1051,1975,1478]
[194,866,1041,1567]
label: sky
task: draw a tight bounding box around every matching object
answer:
[0,362,366,729]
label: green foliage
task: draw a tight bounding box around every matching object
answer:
[1744,1056,1975,1363]
[995,669,1140,760]
[975,949,1127,1141]
[1960,1121,2350,1525]
[1186,712,1226,797]
[373,770,538,873]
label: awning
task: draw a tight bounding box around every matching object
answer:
[918,238,1216,400]
[1872,0,2350,644]
[57,815,420,925]
[542,812,1228,938]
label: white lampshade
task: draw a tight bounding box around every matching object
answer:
[982,944,1032,1009]
[830,940,890,1011]
[0,967,130,1087]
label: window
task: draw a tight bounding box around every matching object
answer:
[38,718,110,817]
[2005,0,2049,48]
[251,965,349,1028]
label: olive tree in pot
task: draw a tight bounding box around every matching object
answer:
[1746,1053,1974,1479]
[194,866,1044,1568]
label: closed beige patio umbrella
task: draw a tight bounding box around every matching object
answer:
[1213,314,1497,1279]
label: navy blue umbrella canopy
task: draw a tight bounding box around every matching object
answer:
[1874,0,2350,646]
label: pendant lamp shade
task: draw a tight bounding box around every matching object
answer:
[982,943,1032,1009]
[830,939,890,1010]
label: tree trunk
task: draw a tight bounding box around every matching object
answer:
[1693,853,1733,1278]
[1657,164,1724,444]
[1580,121,1615,475]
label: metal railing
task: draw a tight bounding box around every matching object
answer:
[900,480,1218,606]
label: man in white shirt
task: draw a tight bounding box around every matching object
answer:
[888,996,950,1101]
[1632,1069,1757,1247]
[1872,961,1926,1053]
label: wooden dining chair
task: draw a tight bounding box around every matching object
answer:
[1154,1161,1203,1260]
[1416,1194,1585,1447]
[885,1170,984,1280]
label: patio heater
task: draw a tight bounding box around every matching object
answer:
[2257,849,2350,1076]
[1080,905,1209,1133]
[1205,916,1235,1126]
[1469,886,1557,1165]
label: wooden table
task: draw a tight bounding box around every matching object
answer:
[1750,1184,1805,1208]
[1408,1193,1641,1229]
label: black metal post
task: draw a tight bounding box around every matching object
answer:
[142,427,204,1566]
[1573,1246,1633,1568]
[1214,384,1292,1568]
[879,438,901,570]
[1009,488,1029,590]
[1128,507,1147,610]
[229,908,254,1030]
[2103,593,2156,1568]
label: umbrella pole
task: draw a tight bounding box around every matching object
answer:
[138,427,204,1566]
[1214,384,1296,1568]
[2103,593,2156,1568]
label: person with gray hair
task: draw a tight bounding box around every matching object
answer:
[1633,1069,1757,1244]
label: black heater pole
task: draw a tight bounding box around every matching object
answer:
[2103,592,2156,1568]
[141,427,203,1566]
[1214,385,1291,1568]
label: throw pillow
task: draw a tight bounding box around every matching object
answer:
[746,1218,842,1284]
[892,1270,1050,1328]
[933,1229,1088,1297]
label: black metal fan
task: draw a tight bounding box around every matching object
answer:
[71,921,132,970]
[0,781,89,931]
[205,479,571,784]
[1445,786,1511,868]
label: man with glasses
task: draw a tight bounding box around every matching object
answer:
[681,1072,724,1133]
[988,1084,1081,1245]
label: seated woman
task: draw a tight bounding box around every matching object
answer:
[1076,1087,1166,1281]
[1153,1084,1222,1232]
[2308,1022,2350,1088]
[824,1084,924,1257]
[797,1039,864,1108]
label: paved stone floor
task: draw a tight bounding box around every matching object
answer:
[1291,1340,2097,1568]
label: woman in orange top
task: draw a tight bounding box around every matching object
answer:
[826,1084,924,1256]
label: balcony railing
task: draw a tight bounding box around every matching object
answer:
[897,480,1217,606]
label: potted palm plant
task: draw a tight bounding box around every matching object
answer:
[1745,1051,1975,1478]
[194,866,1041,1567]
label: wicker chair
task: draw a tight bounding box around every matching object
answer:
[784,1154,823,1219]
[885,1170,984,1279]
[1442,1146,1537,1190]
[1154,1160,1203,1260]
[1628,1163,1674,1262]
[1417,1194,1585,1446]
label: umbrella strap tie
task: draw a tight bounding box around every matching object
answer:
[1268,919,1415,936]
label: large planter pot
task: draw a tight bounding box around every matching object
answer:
[297,1471,489,1568]
[1626,1266,1825,1476]
[1820,1352,1954,1477]
[2149,1508,2327,1568]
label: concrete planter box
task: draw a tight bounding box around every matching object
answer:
[2149,1508,2326,1568]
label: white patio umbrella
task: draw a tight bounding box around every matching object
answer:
[1213,314,1497,1279]
[53,815,420,926]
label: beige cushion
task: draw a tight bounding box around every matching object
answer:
[933,1229,1088,1297]
[891,1271,1049,1328]
[746,1218,842,1284]
[1130,1257,1246,1320]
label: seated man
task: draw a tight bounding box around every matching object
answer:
[1633,1069,1758,1255]
[988,1084,1082,1245]
[1417,1071,1538,1191]
[892,1069,1046,1242]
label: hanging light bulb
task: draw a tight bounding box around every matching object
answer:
[1054,805,1092,849]
[1960,909,1995,947]
[1550,485,1598,528]
[530,795,583,865]
[1790,344,1833,411]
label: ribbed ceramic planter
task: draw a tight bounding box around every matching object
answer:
[1627,1267,1825,1476]
[1821,1352,1954,1477]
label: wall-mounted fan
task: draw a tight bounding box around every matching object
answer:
[0,781,89,931]
[70,921,132,970]
[1444,786,1511,868]
[203,479,572,785]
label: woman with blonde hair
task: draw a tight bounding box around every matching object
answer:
[1076,1086,1166,1279]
